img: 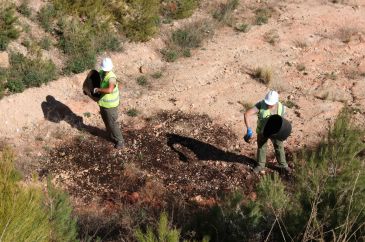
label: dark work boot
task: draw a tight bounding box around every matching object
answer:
[114,141,124,149]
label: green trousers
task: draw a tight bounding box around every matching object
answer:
[100,106,124,144]
[257,134,287,168]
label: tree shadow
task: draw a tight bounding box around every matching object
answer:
[41,95,109,141]
[166,133,255,166]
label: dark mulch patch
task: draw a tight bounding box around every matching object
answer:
[41,111,261,241]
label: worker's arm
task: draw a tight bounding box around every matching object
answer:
[94,77,117,94]
[244,107,258,130]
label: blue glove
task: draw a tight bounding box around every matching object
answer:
[244,128,253,142]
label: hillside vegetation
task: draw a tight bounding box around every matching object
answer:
[0,0,199,97]
[0,147,78,242]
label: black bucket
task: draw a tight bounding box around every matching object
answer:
[82,70,101,102]
[263,115,292,141]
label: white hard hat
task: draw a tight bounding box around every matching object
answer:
[101,58,113,72]
[264,90,279,105]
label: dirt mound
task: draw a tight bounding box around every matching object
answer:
[42,111,258,205]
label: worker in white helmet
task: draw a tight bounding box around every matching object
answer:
[243,90,291,173]
[93,58,124,149]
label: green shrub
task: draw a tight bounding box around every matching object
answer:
[52,0,157,42]
[255,8,271,25]
[174,20,213,48]
[213,0,239,24]
[17,0,32,17]
[121,0,160,42]
[46,180,78,242]
[289,109,365,241]
[39,2,122,73]
[182,48,191,57]
[0,5,20,51]
[7,52,57,92]
[0,148,51,242]
[37,4,58,32]
[161,48,178,62]
[135,212,181,242]
[161,0,198,20]
[21,37,31,48]
[0,68,7,98]
[162,20,213,62]
[96,32,122,52]
[189,192,264,242]
[39,36,52,50]
[151,71,162,79]
[282,100,297,109]
[0,147,78,241]
[58,18,97,74]
[137,76,148,86]
[126,108,139,117]
[234,23,250,32]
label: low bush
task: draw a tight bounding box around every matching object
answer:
[161,48,179,62]
[188,192,265,241]
[289,109,365,241]
[161,0,198,20]
[213,0,239,24]
[39,36,52,50]
[38,2,122,74]
[17,0,32,17]
[253,66,272,85]
[126,108,139,117]
[137,75,148,86]
[46,179,79,241]
[120,0,160,42]
[7,52,57,93]
[0,68,7,98]
[234,23,250,33]
[37,4,58,32]
[282,100,297,109]
[0,147,78,241]
[135,212,180,242]
[0,5,20,51]
[255,8,271,25]
[151,71,162,79]
[162,20,214,62]
[263,29,279,45]
[57,18,97,74]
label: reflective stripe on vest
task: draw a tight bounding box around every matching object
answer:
[98,70,120,108]
[256,101,284,133]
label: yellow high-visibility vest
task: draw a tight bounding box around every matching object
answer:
[98,70,119,108]
[257,101,284,133]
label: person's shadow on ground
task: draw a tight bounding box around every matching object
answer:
[166,133,256,166]
[41,95,109,140]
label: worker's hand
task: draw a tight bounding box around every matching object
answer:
[244,128,253,143]
[93,88,99,94]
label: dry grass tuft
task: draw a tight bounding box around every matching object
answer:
[253,66,272,85]
[263,29,279,45]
